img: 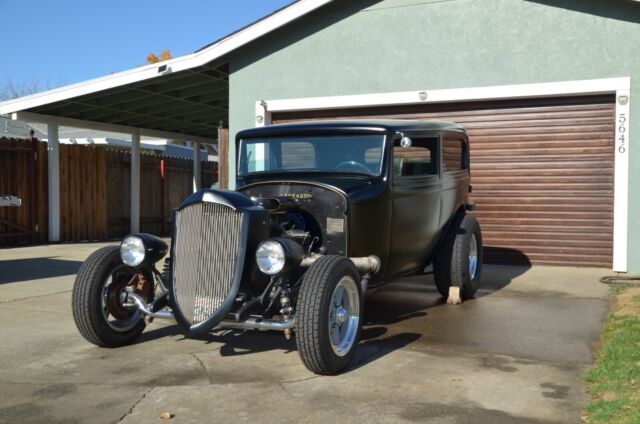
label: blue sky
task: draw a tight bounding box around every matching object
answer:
[0,0,292,90]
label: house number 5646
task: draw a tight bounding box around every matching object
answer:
[618,113,627,154]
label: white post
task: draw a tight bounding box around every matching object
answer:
[131,131,140,233]
[47,123,60,242]
[193,142,201,192]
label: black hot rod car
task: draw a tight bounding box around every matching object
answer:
[72,120,482,375]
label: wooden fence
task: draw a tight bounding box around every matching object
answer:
[0,138,48,246]
[0,138,216,246]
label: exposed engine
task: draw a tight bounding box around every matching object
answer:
[270,209,324,256]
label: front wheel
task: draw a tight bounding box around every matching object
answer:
[434,214,483,299]
[296,256,363,375]
[72,246,153,347]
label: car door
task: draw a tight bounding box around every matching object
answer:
[440,133,470,228]
[387,133,442,278]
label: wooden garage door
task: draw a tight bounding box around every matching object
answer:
[273,95,615,267]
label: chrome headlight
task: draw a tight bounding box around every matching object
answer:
[120,235,146,267]
[256,240,286,275]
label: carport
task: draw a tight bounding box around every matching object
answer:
[0,62,228,242]
[0,0,333,242]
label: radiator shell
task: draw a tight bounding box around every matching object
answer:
[169,189,267,335]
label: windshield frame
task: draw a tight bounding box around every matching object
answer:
[237,133,388,178]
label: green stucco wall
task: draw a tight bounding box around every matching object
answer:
[227,0,640,272]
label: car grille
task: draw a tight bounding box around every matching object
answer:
[172,202,243,326]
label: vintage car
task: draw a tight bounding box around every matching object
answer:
[71,120,482,375]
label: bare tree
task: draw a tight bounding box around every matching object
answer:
[0,77,52,101]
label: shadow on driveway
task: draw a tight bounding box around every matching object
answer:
[133,263,532,371]
[0,257,82,284]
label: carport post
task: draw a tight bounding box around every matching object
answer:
[131,131,140,233]
[47,123,60,242]
[193,142,201,192]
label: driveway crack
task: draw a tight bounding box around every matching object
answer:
[191,352,213,384]
[281,375,321,385]
[0,290,72,304]
[117,387,154,423]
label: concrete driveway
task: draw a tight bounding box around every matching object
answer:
[0,243,610,424]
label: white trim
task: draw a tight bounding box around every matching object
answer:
[0,0,333,116]
[47,123,60,242]
[613,90,630,272]
[12,111,216,145]
[192,142,202,192]
[262,77,631,113]
[131,131,141,233]
[258,77,631,272]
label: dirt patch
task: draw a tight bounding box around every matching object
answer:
[612,287,640,317]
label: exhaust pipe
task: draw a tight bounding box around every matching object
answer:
[300,254,381,274]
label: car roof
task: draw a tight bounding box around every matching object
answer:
[237,119,467,139]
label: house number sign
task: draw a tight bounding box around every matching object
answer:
[618,112,628,154]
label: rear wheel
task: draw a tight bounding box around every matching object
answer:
[296,256,362,375]
[72,246,153,347]
[434,214,483,299]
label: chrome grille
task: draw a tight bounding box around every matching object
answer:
[172,202,243,326]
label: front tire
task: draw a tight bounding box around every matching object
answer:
[296,256,363,375]
[72,246,151,347]
[434,214,483,299]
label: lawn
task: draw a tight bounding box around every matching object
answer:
[584,285,640,423]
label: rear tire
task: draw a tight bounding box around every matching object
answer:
[296,256,362,375]
[72,246,148,347]
[433,214,483,299]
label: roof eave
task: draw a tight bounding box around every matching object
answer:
[0,0,334,116]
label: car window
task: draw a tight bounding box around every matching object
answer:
[239,135,385,176]
[442,138,466,172]
[282,142,316,169]
[393,137,437,177]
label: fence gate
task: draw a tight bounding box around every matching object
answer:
[0,138,46,246]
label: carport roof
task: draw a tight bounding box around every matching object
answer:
[0,0,334,143]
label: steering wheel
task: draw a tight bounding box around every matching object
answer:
[335,161,370,172]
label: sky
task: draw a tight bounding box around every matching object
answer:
[0,0,292,91]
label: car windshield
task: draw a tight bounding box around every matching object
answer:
[238,134,385,176]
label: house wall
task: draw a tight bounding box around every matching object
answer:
[227,0,640,272]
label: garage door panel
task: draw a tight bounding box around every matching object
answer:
[473,195,613,205]
[460,117,613,128]
[470,133,613,143]
[472,175,613,184]
[478,204,611,214]
[484,230,613,242]
[489,242,611,254]
[473,167,613,177]
[485,239,611,250]
[473,190,613,200]
[486,251,612,268]
[274,99,614,122]
[472,147,611,157]
[272,94,615,267]
[385,112,613,126]
[471,161,614,169]
[475,210,612,219]
[465,124,613,137]
[472,183,612,192]
[470,139,613,150]
[479,216,610,226]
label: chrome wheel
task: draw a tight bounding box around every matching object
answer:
[469,234,478,280]
[328,276,360,357]
[100,267,143,332]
